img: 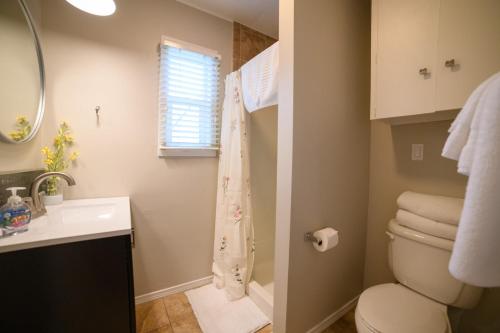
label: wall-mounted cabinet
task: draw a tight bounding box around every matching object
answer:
[371,0,500,121]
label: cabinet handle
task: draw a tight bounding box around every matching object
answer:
[445,59,456,68]
[419,68,430,75]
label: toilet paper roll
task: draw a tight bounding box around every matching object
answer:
[313,227,339,252]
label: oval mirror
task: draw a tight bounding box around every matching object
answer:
[0,0,45,144]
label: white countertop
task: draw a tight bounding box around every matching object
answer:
[0,196,131,254]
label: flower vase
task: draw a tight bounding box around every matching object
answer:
[42,176,63,206]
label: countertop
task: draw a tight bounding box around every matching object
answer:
[0,196,131,254]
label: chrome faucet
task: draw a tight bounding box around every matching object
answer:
[29,172,76,219]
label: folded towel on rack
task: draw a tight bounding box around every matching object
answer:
[396,210,457,240]
[241,42,279,113]
[444,73,500,287]
[397,191,463,225]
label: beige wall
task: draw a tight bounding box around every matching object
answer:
[275,0,371,331]
[40,0,232,296]
[364,120,467,287]
[364,120,500,332]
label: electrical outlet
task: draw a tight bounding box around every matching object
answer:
[412,144,424,161]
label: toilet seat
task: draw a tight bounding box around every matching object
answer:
[356,283,450,333]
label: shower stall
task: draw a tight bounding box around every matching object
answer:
[248,105,277,320]
[211,41,278,320]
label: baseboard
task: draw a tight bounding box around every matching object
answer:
[135,275,213,304]
[306,296,359,333]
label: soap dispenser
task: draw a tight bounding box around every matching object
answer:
[0,187,32,236]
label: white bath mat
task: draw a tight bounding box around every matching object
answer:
[186,283,271,333]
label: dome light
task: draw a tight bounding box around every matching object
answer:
[65,0,116,16]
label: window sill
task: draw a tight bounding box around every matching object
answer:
[158,147,218,158]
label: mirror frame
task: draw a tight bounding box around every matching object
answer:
[0,0,46,144]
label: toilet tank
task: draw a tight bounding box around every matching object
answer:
[387,220,482,309]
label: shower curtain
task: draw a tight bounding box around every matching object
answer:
[212,71,254,301]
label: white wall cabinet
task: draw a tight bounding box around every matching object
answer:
[371,0,500,121]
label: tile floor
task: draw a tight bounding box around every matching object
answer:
[135,292,356,333]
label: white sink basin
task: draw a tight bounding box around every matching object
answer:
[0,197,131,254]
[61,203,116,224]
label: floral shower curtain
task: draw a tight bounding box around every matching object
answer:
[212,71,254,300]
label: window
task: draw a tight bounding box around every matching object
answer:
[158,37,221,157]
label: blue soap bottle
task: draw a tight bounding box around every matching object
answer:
[0,187,32,236]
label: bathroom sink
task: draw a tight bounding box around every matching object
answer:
[0,197,131,254]
[61,203,116,224]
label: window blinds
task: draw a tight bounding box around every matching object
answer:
[159,42,221,150]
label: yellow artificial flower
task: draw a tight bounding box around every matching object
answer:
[41,121,78,195]
[9,132,21,140]
[54,136,63,146]
[60,121,69,131]
[41,122,79,179]
[16,116,28,124]
[9,115,32,141]
[69,151,79,161]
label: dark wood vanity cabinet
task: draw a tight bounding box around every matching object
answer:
[0,235,136,333]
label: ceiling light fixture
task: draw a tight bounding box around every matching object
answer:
[65,0,116,16]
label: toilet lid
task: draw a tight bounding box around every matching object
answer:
[357,283,449,333]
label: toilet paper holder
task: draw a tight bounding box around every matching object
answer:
[304,232,322,245]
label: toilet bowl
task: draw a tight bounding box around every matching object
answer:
[355,283,450,333]
[355,220,482,333]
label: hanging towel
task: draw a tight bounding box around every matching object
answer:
[443,74,500,287]
[241,42,279,112]
[397,191,463,225]
[443,72,500,175]
[396,210,457,241]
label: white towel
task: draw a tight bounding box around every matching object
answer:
[444,74,500,287]
[443,72,500,175]
[241,42,279,113]
[397,191,463,225]
[396,210,457,240]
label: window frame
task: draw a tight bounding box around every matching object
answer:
[157,36,222,158]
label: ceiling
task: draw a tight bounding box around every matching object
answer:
[176,0,278,38]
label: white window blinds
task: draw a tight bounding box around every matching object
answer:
[158,38,221,156]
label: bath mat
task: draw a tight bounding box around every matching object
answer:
[186,283,271,333]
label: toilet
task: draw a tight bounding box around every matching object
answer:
[355,220,483,333]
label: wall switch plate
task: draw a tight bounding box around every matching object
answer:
[412,144,424,161]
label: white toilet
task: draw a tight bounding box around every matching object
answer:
[355,220,483,333]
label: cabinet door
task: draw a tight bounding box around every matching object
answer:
[0,236,136,333]
[372,0,440,119]
[435,0,500,111]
